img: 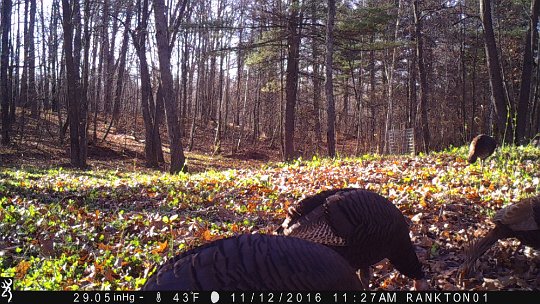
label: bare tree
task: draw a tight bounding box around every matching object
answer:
[0,0,11,145]
[310,0,322,151]
[62,0,86,168]
[39,0,49,111]
[28,0,37,118]
[102,0,118,115]
[49,0,60,113]
[103,8,132,140]
[213,1,227,154]
[153,0,188,173]
[383,0,403,152]
[325,0,336,157]
[479,0,512,141]
[1,0,537,164]
[515,0,539,144]
[413,0,430,152]
[78,0,91,164]
[132,0,162,168]
[284,0,302,161]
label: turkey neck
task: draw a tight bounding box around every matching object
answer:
[387,231,425,280]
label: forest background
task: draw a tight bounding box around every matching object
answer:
[0,0,539,171]
[0,0,540,292]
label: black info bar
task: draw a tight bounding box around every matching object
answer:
[1,291,538,304]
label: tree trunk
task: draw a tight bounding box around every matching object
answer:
[20,1,28,113]
[102,1,117,115]
[213,41,225,154]
[310,0,322,150]
[11,2,19,125]
[189,33,204,152]
[1,0,11,145]
[479,0,512,141]
[103,10,132,140]
[325,0,336,158]
[533,47,540,136]
[407,47,417,130]
[349,56,363,155]
[284,0,301,161]
[89,33,98,144]
[28,0,37,118]
[132,0,161,168]
[180,30,190,129]
[39,0,49,111]
[235,67,250,152]
[458,0,467,140]
[78,0,90,164]
[49,0,59,113]
[18,0,28,140]
[471,28,480,136]
[383,0,403,153]
[413,0,430,152]
[515,0,539,144]
[61,0,85,168]
[369,35,376,149]
[153,0,187,173]
[252,73,261,144]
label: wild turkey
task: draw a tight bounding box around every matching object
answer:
[277,188,428,290]
[142,234,363,291]
[468,134,497,168]
[462,195,540,275]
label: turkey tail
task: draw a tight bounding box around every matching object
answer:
[463,227,504,269]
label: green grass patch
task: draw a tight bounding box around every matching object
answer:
[1,144,539,290]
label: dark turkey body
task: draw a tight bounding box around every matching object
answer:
[464,195,540,270]
[468,134,496,164]
[142,234,363,291]
[280,188,424,280]
[511,229,540,249]
[497,197,540,248]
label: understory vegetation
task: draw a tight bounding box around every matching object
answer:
[1,144,539,290]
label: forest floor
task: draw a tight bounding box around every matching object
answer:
[1,112,540,291]
[0,110,283,173]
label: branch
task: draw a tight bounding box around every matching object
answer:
[451,14,482,27]
[169,0,189,49]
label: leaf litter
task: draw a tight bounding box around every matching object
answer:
[0,146,539,290]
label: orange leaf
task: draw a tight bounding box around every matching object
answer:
[79,253,90,264]
[419,197,429,208]
[466,193,480,200]
[441,230,450,239]
[202,229,214,241]
[15,260,31,279]
[283,200,291,212]
[98,243,113,251]
[94,261,104,274]
[247,202,257,212]
[152,240,168,254]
